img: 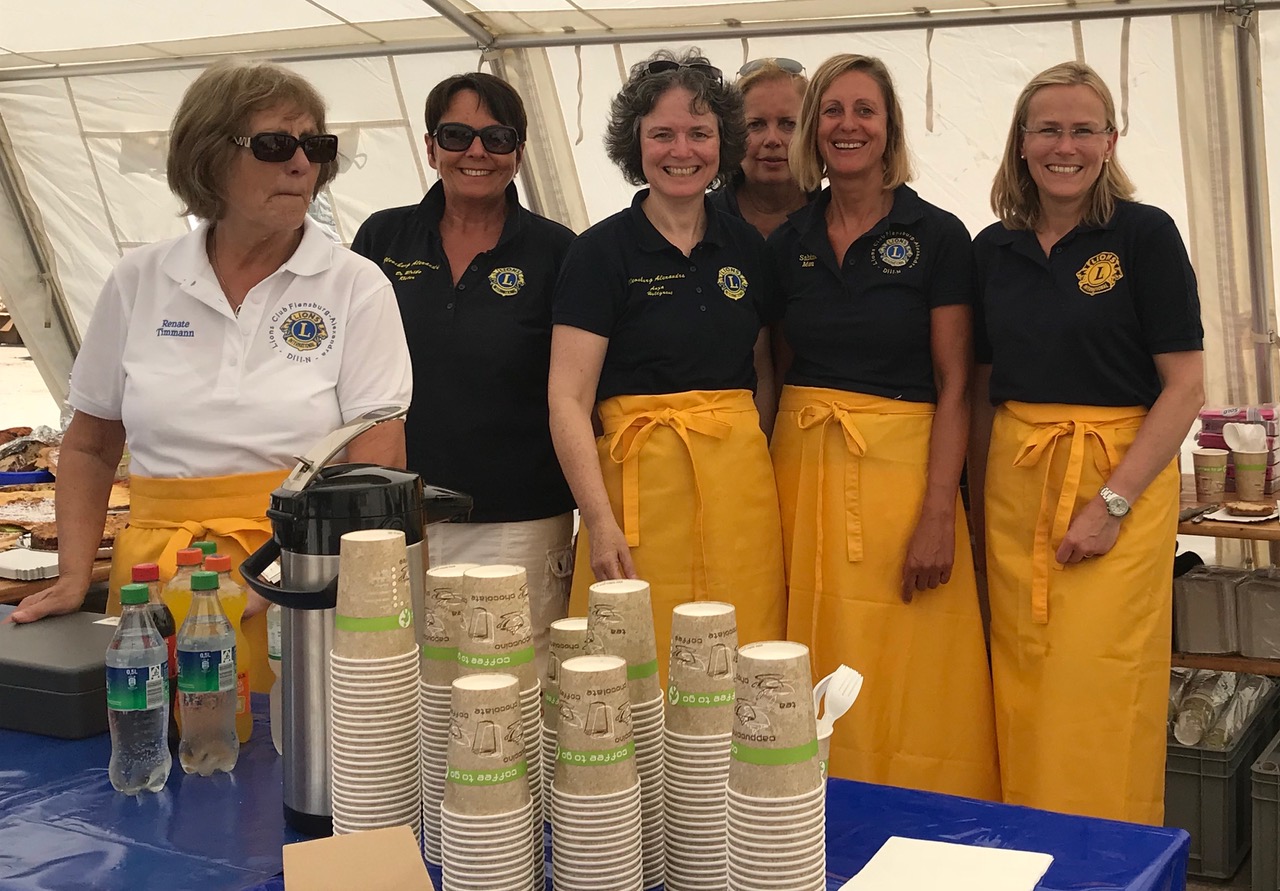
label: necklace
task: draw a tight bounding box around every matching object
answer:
[207,229,242,316]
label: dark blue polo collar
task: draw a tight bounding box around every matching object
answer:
[627,188,728,253]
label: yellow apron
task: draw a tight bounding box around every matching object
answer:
[985,401,1177,824]
[569,389,787,688]
[110,469,286,694]
[772,386,1000,799]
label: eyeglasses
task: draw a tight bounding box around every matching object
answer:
[737,58,805,77]
[231,133,339,163]
[432,122,521,155]
[644,60,724,84]
[1020,126,1115,144]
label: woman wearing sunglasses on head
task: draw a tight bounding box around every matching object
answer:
[971,62,1203,823]
[767,54,999,798]
[352,73,577,676]
[8,61,411,691]
[708,58,815,239]
[549,49,787,676]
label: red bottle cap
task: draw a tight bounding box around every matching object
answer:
[131,562,160,582]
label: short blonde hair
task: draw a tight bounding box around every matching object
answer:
[990,61,1134,230]
[167,60,337,221]
[789,54,913,193]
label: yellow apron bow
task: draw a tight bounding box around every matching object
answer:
[125,516,274,580]
[1012,420,1122,624]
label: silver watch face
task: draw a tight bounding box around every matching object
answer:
[1102,488,1130,517]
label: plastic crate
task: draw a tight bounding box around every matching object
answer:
[1165,681,1280,878]
[1252,725,1280,891]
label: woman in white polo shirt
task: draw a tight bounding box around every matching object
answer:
[8,61,412,694]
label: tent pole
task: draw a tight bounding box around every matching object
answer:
[419,0,494,49]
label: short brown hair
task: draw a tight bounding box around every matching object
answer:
[990,61,1134,230]
[167,60,336,221]
[789,54,913,193]
[424,73,528,142]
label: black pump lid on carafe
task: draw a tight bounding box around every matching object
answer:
[267,464,425,554]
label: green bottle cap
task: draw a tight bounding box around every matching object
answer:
[191,570,220,591]
[120,583,150,605]
[193,541,218,556]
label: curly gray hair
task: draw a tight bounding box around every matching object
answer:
[605,48,746,190]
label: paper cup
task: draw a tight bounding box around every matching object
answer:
[667,601,737,736]
[457,565,538,690]
[1193,448,1228,502]
[553,654,639,796]
[421,563,479,685]
[547,616,590,728]
[728,641,821,799]
[334,530,416,659]
[442,672,532,816]
[586,579,662,703]
[1233,449,1270,501]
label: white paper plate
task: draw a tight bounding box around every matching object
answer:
[1204,507,1280,523]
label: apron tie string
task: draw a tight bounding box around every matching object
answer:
[126,516,274,580]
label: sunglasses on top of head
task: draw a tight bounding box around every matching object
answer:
[737,57,805,77]
[432,122,521,155]
[643,60,724,84]
[232,132,339,164]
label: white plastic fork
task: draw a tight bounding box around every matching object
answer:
[815,664,864,736]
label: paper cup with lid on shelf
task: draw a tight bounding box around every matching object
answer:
[332,530,416,660]
[1193,448,1228,502]
[1232,449,1271,501]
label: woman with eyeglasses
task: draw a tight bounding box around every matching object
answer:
[548,49,786,675]
[352,73,577,677]
[971,61,1203,823]
[767,54,999,798]
[708,58,815,239]
[8,61,411,692]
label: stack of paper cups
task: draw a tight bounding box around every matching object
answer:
[440,672,535,891]
[420,562,478,864]
[329,530,420,838]
[726,640,824,891]
[551,654,643,891]
[544,617,589,805]
[664,601,737,890]
[459,564,544,890]
[587,579,665,889]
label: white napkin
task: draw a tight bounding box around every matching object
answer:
[839,837,1053,891]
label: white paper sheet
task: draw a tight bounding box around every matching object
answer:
[839,836,1053,891]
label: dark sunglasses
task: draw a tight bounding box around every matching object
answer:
[432,122,521,155]
[644,60,724,84]
[232,132,339,163]
[737,57,805,77]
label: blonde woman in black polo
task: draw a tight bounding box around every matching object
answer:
[768,54,999,798]
[549,50,786,678]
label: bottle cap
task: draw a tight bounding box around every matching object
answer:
[193,541,218,557]
[131,562,160,583]
[204,554,232,573]
[120,583,150,605]
[191,570,220,592]
[175,548,203,566]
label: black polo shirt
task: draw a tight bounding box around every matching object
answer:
[973,200,1202,408]
[707,171,820,223]
[351,181,576,523]
[767,185,973,403]
[552,189,776,401]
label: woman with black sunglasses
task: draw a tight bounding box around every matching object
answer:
[709,58,816,239]
[8,61,411,698]
[352,73,577,680]
[548,49,787,679]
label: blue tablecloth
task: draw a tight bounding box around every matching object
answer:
[0,698,1188,891]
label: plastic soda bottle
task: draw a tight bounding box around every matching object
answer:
[176,570,239,775]
[193,539,218,560]
[204,553,253,744]
[267,603,283,755]
[107,583,172,794]
[162,547,204,735]
[132,562,178,746]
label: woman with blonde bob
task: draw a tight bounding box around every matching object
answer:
[767,53,999,798]
[971,61,1203,823]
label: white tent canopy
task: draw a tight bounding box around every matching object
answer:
[1,0,1278,407]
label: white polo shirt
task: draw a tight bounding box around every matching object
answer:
[70,217,413,479]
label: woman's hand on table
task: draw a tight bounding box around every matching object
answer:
[5,578,89,624]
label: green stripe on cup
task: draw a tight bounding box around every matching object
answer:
[456,647,535,669]
[422,644,458,661]
[731,738,819,766]
[626,658,658,680]
[667,685,735,708]
[556,740,634,766]
[445,760,528,786]
[334,608,413,632]
[1237,462,1267,471]
[544,689,559,709]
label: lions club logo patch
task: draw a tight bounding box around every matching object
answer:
[268,302,338,364]
[280,310,328,352]
[717,267,748,301]
[872,232,920,273]
[1076,252,1124,295]
[489,267,526,297]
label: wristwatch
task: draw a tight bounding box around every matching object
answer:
[1099,485,1131,518]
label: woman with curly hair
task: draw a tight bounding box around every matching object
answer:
[549,49,786,670]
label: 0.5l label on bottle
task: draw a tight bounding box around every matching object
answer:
[107,664,168,711]
[177,648,236,694]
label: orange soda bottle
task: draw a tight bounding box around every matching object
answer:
[161,547,204,733]
[204,553,253,744]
